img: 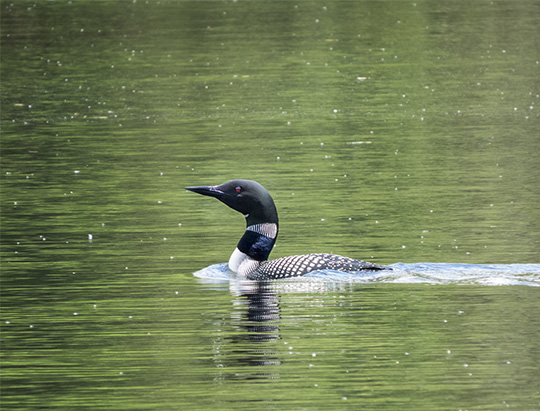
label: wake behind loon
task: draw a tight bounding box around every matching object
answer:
[186,179,391,280]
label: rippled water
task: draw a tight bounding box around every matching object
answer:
[2,0,540,410]
[195,262,540,287]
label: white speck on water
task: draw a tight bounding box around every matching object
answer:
[88,234,93,240]
[312,353,317,357]
[74,170,80,174]
[349,141,371,145]
[73,312,78,316]
[157,201,162,204]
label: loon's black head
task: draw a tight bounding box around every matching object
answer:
[186,179,278,226]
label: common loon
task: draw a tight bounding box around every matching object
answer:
[186,179,391,280]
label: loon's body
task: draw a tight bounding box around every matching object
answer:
[186,179,391,280]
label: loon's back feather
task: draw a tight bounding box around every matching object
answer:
[249,253,387,280]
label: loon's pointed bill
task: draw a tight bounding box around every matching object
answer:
[186,179,392,280]
[185,185,224,198]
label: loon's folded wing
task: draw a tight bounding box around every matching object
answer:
[248,253,389,280]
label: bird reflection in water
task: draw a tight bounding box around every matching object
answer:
[235,282,281,342]
[205,278,354,381]
[227,281,282,370]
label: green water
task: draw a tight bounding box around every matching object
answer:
[1,1,539,410]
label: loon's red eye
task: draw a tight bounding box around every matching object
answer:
[235,186,242,193]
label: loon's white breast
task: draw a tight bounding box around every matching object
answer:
[229,247,260,277]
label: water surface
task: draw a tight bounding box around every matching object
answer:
[2,1,539,410]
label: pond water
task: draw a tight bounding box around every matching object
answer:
[1,1,539,410]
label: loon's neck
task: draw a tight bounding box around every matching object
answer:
[228,222,279,277]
